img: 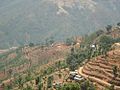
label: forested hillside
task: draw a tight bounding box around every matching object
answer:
[0,0,120,48]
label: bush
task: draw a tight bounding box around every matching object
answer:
[106,25,112,33]
[117,22,120,26]
[47,76,53,88]
[66,53,79,71]
[38,83,43,90]
[23,85,32,90]
[17,75,24,88]
[80,80,96,90]
[65,37,76,46]
[4,84,12,90]
[61,83,80,90]
[29,43,34,47]
[25,72,33,82]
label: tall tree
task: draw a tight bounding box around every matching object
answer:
[117,22,120,26]
[106,25,112,33]
[61,83,80,90]
[99,35,113,56]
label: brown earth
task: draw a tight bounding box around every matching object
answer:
[0,43,70,87]
[79,48,120,90]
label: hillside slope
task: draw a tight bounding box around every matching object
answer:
[79,44,120,90]
[0,0,120,48]
[0,43,70,81]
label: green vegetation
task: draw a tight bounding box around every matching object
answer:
[29,43,34,47]
[65,37,76,46]
[112,65,118,78]
[0,0,120,49]
[66,48,79,71]
[117,22,120,26]
[23,85,32,90]
[0,47,29,81]
[99,35,114,54]
[45,37,55,46]
[47,75,53,88]
[109,84,115,90]
[0,24,120,90]
[59,80,96,90]
[35,76,43,90]
[80,80,96,90]
[25,72,33,82]
[66,45,93,71]
[2,83,13,90]
[16,75,24,89]
[106,25,112,33]
[4,60,67,90]
[66,25,120,71]
[61,83,80,90]
[105,84,115,90]
[43,67,55,75]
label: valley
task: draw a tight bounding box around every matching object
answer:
[0,0,120,90]
[0,25,120,90]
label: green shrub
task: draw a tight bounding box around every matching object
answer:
[47,76,53,88]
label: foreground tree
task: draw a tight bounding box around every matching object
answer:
[66,48,79,71]
[106,25,112,33]
[109,84,115,90]
[47,75,53,88]
[80,80,96,90]
[17,75,24,89]
[117,22,120,26]
[65,37,76,46]
[45,37,55,46]
[61,81,96,90]
[96,30,104,36]
[61,83,80,90]
[29,43,34,47]
[99,35,114,56]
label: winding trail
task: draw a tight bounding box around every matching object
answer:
[78,67,120,90]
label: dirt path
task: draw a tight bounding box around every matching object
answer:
[78,67,120,90]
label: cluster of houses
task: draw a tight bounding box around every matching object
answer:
[69,70,84,81]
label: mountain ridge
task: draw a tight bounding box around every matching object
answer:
[0,0,120,48]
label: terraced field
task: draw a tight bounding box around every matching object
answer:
[0,44,70,82]
[79,49,120,90]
